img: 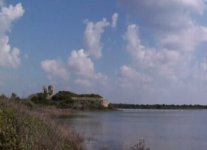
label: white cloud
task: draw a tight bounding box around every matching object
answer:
[84,18,109,59]
[118,65,151,88]
[0,36,20,68]
[121,0,207,54]
[0,3,24,68]
[160,25,207,52]
[1,3,25,26]
[41,59,69,80]
[42,48,108,88]
[120,0,205,31]
[68,49,94,78]
[42,14,115,91]
[68,49,107,86]
[118,18,207,103]
[124,24,146,61]
[74,79,92,87]
[111,13,118,28]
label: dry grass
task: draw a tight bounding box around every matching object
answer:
[36,106,75,118]
[0,98,85,150]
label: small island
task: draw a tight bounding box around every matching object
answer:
[30,85,111,110]
[0,85,112,150]
[1,86,207,150]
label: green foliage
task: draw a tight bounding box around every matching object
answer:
[53,91,105,110]
[10,93,21,101]
[0,94,7,99]
[23,100,36,108]
[57,99,104,110]
[52,91,75,108]
[30,93,51,105]
[0,98,84,150]
[78,93,102,98]
[72,99,104,110]
[52,91,77,101]
[27,90,108,110]
[0,107,22,149]
[57,99,74,109]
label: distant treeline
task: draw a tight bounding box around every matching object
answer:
[112,103,207,109]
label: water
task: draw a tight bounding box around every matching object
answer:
[60,109,207,150]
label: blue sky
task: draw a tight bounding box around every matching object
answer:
[2,0,207,104]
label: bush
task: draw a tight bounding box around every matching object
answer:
[0,98,85,150]
[30,93,51,105]
[52,91,77,101]
[78,94,102,98]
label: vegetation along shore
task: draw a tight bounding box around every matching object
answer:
[0,84,113,150]
[0,95,85,150]
[0,86,151,150]
[112,103,207,110]
[4,86,207,149]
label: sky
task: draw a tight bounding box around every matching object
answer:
[1,0,207,104]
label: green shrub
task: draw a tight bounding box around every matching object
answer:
[30,93,51,105]
[52,91,77,101]
[23,100,36,108]
[0,98,85,150]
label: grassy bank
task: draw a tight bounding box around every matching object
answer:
[0,95,151,150]
[0,97,85,150]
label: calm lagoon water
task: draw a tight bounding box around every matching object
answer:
[60,109,207,150]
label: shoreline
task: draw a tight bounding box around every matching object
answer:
[112,103,207,110]
[0,98,86,150]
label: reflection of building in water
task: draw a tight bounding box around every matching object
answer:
[43,85,55,99]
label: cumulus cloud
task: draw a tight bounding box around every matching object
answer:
[121,0,207,53]
[42,14,118,91]
[41,59,69,80]
[68,49,107,86]
[41,49,107,88]
[84,18,109,59]
[120,0,205,31]
[0,36,21,68]
[123,23,203,92]
[160,25,207,52]
[118,65,151,88]
[68,49,94,78]
[111,13,118,28]
[117,0,207,103]
[125,24,182,70]
[0,3,24,68]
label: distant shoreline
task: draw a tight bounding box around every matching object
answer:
[112,103,207,110]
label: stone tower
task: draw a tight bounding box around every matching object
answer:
[48,85,54,96]
[42,85,55,99]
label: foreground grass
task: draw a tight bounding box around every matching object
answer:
[0,98,85,150]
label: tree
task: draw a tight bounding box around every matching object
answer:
[10,93,20,101]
